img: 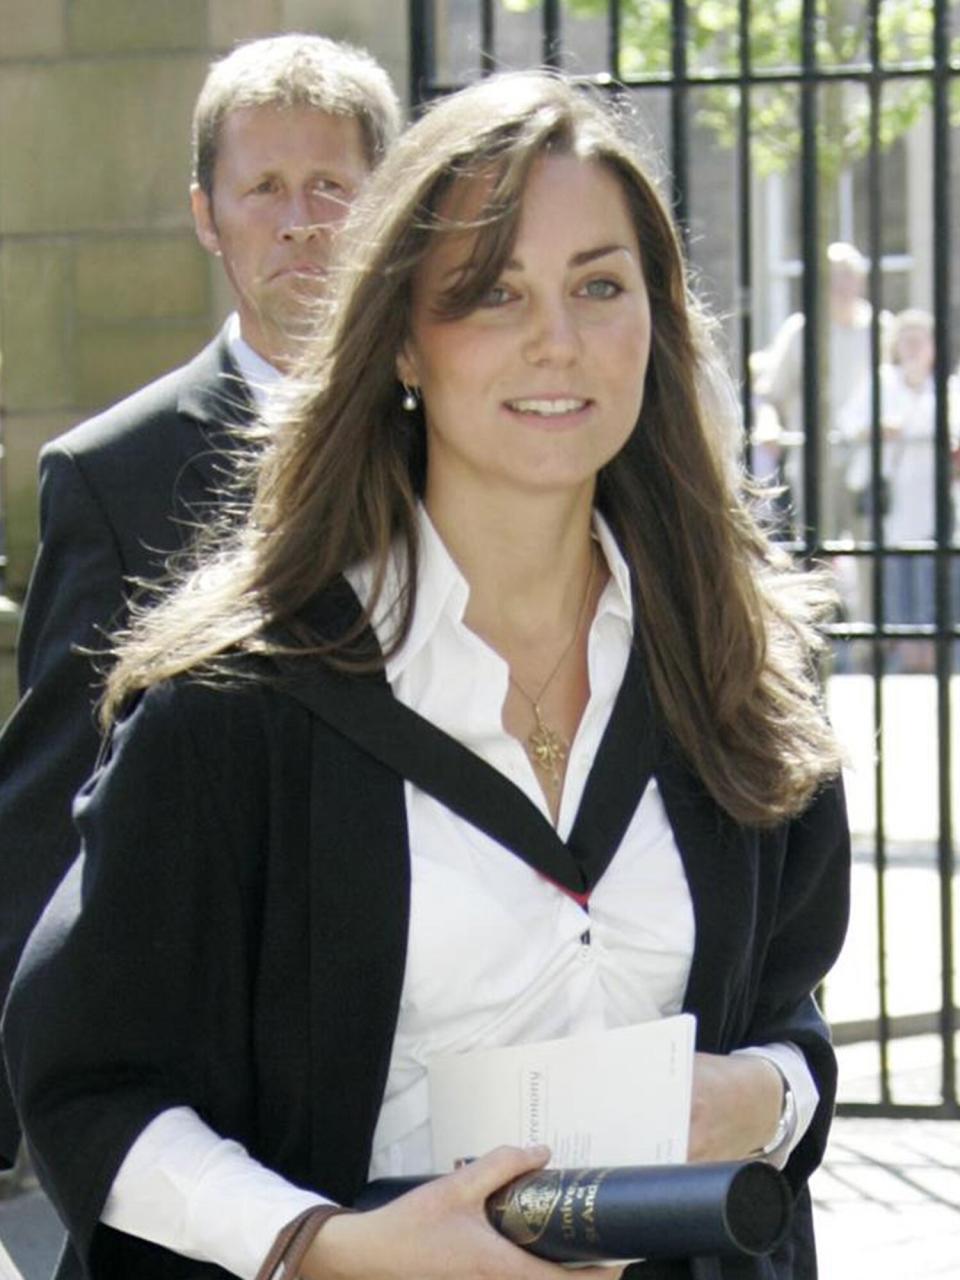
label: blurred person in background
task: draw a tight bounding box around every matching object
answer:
[841,307,960,672]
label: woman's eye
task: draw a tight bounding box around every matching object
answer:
[580,278,622,299]
[480,283,514,307]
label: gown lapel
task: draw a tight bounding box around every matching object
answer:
[276,582,664,900]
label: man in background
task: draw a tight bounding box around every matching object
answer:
[0,33,401,1172]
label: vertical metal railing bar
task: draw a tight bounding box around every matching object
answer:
[932,0,957,1110]
[607,0,621,83]
[866,0,892,1107]
[481,0,496,74]
[737,0,755,460]
[409,0,436,109]
[543,0,563,68]
[799,0,821,544]
[669,0,690,246]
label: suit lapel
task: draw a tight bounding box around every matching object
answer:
[175,324,257,502]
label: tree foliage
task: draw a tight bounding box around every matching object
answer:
[501,0,957,183]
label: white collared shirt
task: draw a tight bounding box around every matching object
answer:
[102,509,817,1278]
[225,312,282,409]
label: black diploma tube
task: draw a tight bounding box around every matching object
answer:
[355,1162,793,1264]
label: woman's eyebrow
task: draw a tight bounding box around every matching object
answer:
[501,244,635,271]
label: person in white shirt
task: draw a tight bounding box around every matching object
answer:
[757,241,892,543]
[5,73,850,1280]
[841,307,960,671]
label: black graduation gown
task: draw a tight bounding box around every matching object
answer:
[3,614,850,1280]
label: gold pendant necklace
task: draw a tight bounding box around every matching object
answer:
[527,703,569,789]
[509,550,597,791]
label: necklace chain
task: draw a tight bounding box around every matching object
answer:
[508,550,597,790]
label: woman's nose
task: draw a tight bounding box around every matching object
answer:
[522,299,580,366]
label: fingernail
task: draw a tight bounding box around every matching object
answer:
[524,1143,550,1157]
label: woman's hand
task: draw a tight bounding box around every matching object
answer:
[302,1144,624,1280]
[687,1052,783,1163]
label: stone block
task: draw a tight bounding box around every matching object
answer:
[75,322,211,413]
[208,0,283,47]
[0,597,20,722]
[0,58,207,235]
[2,411,76,595]
[281,0,408,106]
[75,235,209,323]
[0,0,66,59]
[0,240,74,411]
[68,0,207,54]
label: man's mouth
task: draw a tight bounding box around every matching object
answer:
[272,263,326,280]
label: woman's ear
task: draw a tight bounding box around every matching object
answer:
[395,344,418,389]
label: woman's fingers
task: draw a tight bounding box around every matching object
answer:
[451,1141,552,1199]
[302,1144,625,1280]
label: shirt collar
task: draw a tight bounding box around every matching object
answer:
[592,511,634,629]
[225,312,282,407]
[368,506,635,684]
[382,508,470,684]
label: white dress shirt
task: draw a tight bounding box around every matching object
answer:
[102,509,817,1278]
[225,312,282,409]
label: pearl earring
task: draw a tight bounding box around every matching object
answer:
[401,383,419,412]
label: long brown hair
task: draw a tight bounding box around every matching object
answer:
[105,71,840,825]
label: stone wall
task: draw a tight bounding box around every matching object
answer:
[0,0,407,717]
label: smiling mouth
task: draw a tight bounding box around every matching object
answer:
[505,397,590,416]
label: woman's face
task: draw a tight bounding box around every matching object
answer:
[895,323,934,375]
[397,154,652,511]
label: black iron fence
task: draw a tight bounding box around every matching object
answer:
[409,0,960,1120]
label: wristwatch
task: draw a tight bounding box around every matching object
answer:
[757,1065,796,1159]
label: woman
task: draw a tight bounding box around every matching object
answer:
[5,73,849,1280]
[842,308,960,669]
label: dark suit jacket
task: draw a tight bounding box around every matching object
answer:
[0,325,254,1166]
[4,600,851,1280]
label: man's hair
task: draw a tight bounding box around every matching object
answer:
[192,33,401,196]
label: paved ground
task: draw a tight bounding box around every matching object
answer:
[812,1117,960,1278]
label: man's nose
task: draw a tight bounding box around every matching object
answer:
[281,222,321,244]
[278,193,323,242]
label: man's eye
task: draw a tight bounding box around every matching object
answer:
[250,179,277,195]
[580,278,622,299]
[311,178,346,197]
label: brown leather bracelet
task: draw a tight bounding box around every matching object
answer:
[254,1203,355,1280]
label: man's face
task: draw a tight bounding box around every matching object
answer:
[191,104,370,366]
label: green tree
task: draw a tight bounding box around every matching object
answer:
[503,0,954,212]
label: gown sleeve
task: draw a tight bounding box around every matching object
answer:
[3,676,270,1268]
